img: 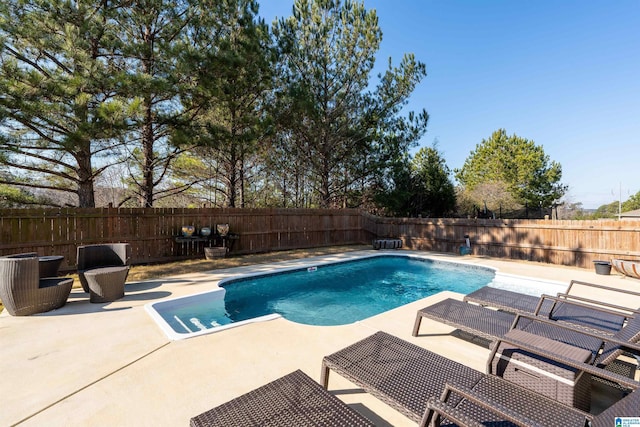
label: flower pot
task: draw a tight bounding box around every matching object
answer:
[593,261,611,275]
[181,225,195,237]
[216,223,229,237]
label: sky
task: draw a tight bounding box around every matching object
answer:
[258,0,640,209]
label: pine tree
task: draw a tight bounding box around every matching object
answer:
[455,129,567,210]
[111,0,196,207]
[412,145,456,217]
[181,0,275,208]
[0,0,132,207]
[272,0,428,208]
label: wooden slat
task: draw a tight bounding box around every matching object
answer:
[1,208,639,269]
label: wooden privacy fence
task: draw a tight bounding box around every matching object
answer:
[0,208,367,272]
[1,208,639,272]
[365,214,640,269]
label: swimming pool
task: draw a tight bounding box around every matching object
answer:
[146,254,498,340]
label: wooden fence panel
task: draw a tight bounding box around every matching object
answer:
[1,208,639,272]
[367,215,640,269]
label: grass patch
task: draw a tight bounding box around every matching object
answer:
[127,244,368,282]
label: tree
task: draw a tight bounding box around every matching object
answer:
[455,129,567,210]
[622,190,640,213]
[558,200,587,220]
[457,180,520,217]
[0,183,42,207]
[272,0,428,208]
[583,191,640,220]
[589,202,619,219]
[182,0,274,208]
[373,144,456,217]
[411,145,456,217]
[1,0,279,208]
[372,153,415,216]
[111,0,199,208]
[0,0,132,207]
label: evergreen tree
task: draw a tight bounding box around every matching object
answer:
[182,0,274,208]
[373,144,455,217]
[455,129,567,210]
[372,153,415,216]
[412,145,456,217]
[272,0,428,208]
[0,0,132,207]
[112,0,196,207]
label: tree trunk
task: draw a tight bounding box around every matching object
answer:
[141,102,155,207]
[239,148,245,208]
[77,181,96,208]
[225,108,239,208]
[226,145,238,208]
[76,139,95,208]
[320,154,331,208]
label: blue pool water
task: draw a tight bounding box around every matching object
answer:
[223,256,493,325]
[147,255,496,339]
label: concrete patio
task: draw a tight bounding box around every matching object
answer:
[2,250,639,426]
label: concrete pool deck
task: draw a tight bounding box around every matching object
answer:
[2,250,640,426]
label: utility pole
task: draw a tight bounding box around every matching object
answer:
[618,182,622,221]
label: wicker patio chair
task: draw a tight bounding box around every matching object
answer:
[4,252,39,258]
[190,369,374,427]
[424,329,640,427]
[414,298,640,388]
[0,256,73,316]
[424,380,640,427]
[464,279,640,320]
[3,252,64,278]
[321,331,640,427]
[591,314,640,381]
[412,297,627,357]
[77,243,131,303]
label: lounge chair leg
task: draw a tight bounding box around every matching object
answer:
[420,406,436,427]
[412,312,423,336]
[320,363,330,389]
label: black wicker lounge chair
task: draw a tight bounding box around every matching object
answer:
[414,298,640,386]
[424,375,640,427]
[77,243,131,303]
[322,331,640,427]
[465,279,640,321]
[190,369,374,426]
[0,256,73,316]
[412,297,630,358]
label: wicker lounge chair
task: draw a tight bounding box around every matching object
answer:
[77,243,130,303]
[0,256,73,316]
[465,279,640,321]
[412,297,627,357]
[414,298,640,384]
[425,384,640,427]
[190,369,374,426]
[592,314,640,376]
[322,331,640,427]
